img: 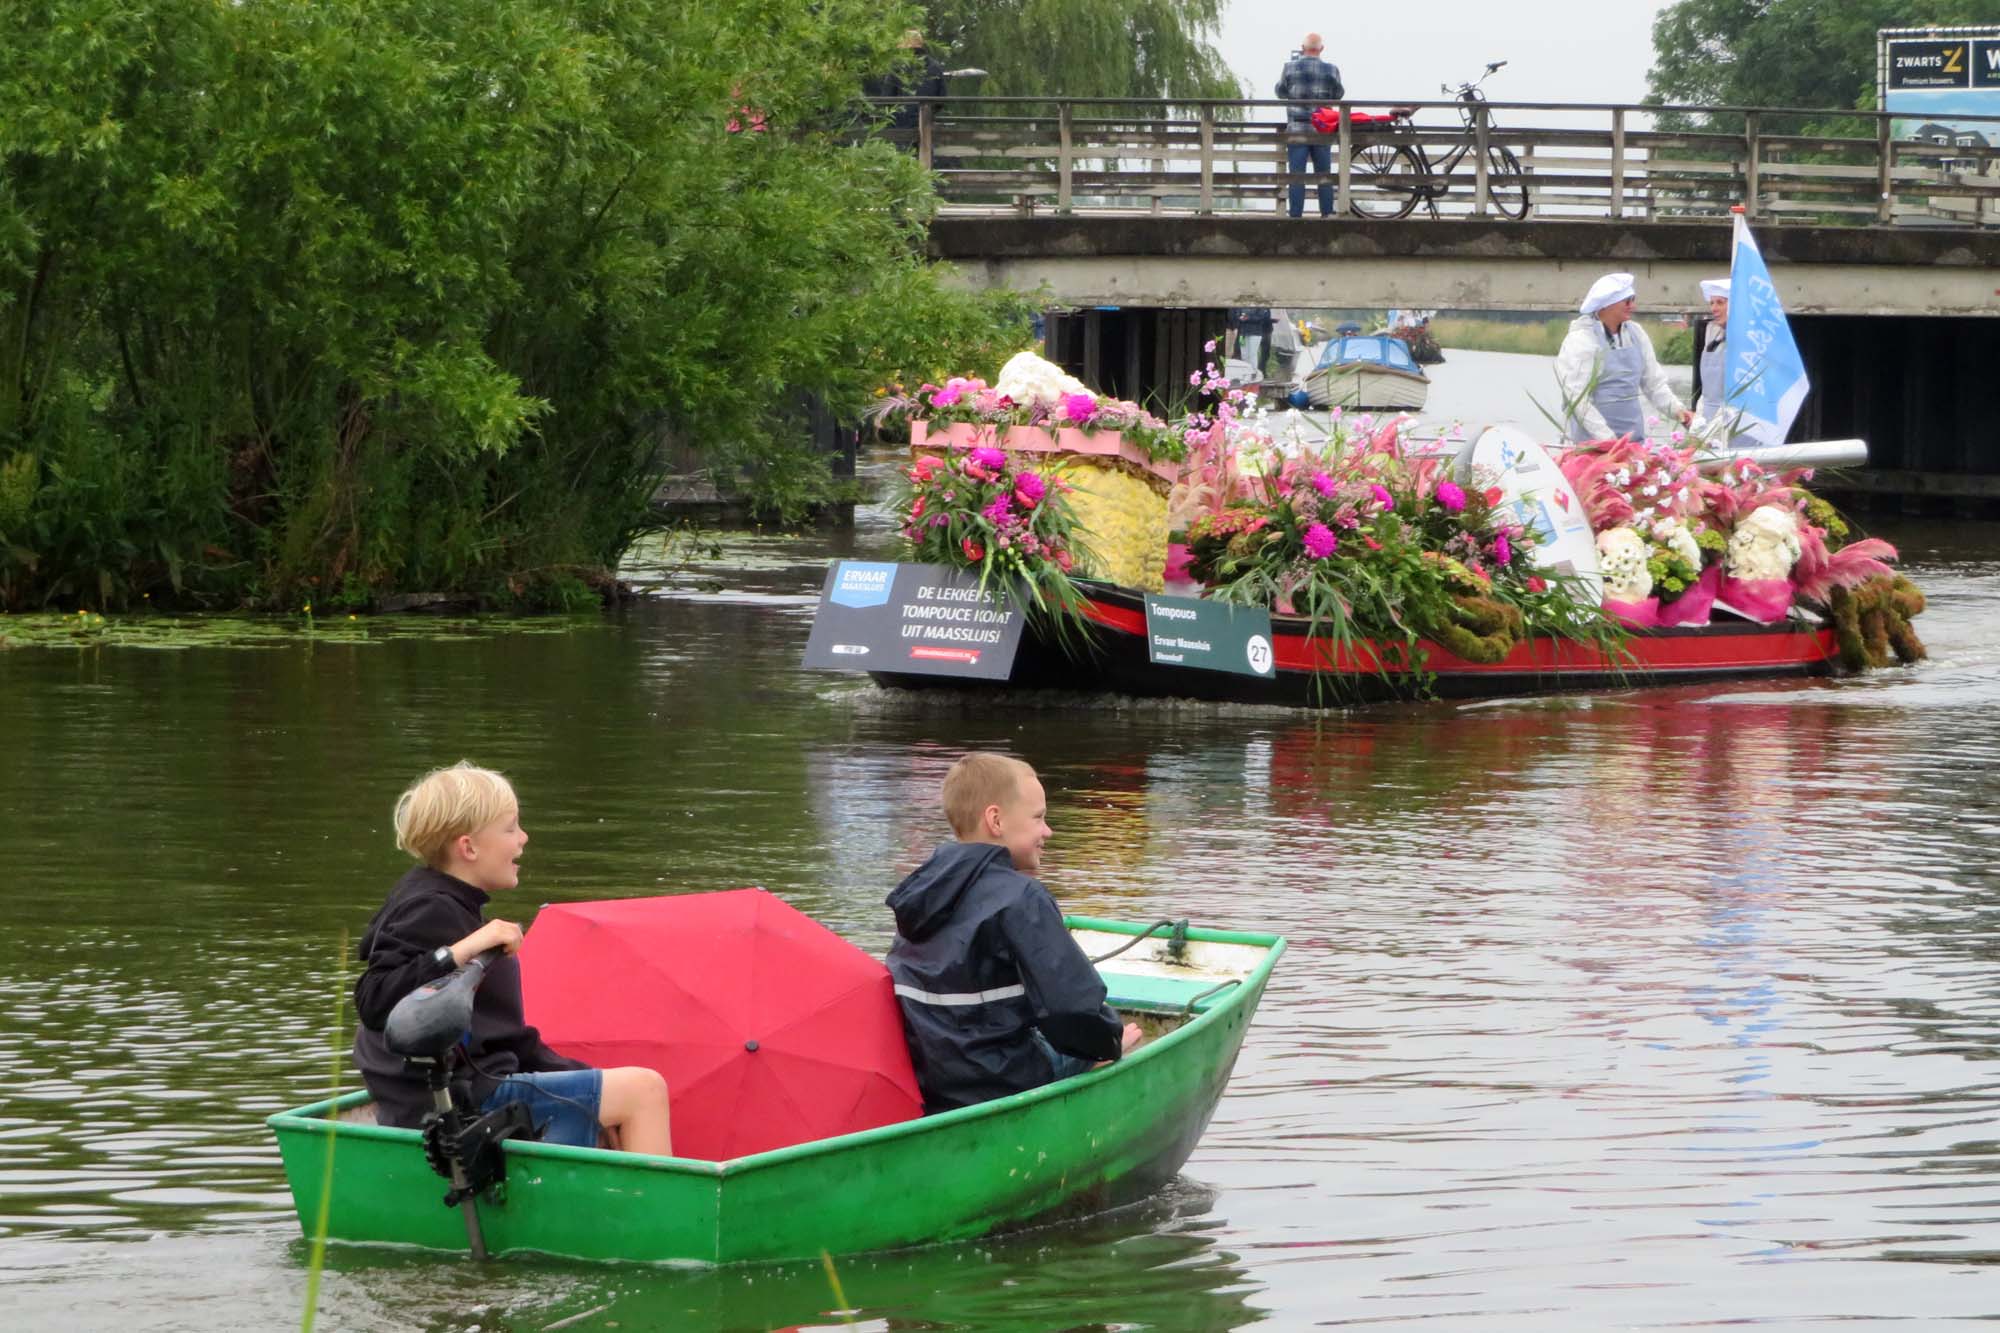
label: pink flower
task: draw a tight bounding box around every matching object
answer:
[1055,549,1074,573]
[910,496,927,520]
[1303,523,1339,559]
[968,447,1006,471]
[912,454,942,480]
[982,494,1013,523]
[962,536,985,561]
[1060,392,1097,424]
[1527,575,1547,593]
[929,385,964,408]
[1369,483,1393,510]
[1436,480,1467,513]
[1013,472,1046,508]
[1493,533,1512,564]
[1310,471,1335,497]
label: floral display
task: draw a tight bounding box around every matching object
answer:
[1557,437,1921,659]
[1724,504,1803,582]
[1595,527,1653,603]
[882,351,1190,465]
[894,444,1090,617]
[1178,416,1616,681]
[875,347,1923,693]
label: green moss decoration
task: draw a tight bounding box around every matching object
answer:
[1828,576,1927,671]
[1430,594,1525,664]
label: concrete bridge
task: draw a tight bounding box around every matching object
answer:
[897,96,2000,499]
[928,214,2000,318]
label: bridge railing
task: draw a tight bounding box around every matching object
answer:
[874,97,2000,227]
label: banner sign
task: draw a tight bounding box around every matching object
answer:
[802,561,1026,680]
[1724,213,1810,448]
[1887,37,1976,90]
[1142,593,1276,678]
[1880,27,2000,148]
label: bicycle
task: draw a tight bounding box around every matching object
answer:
[1344,61,1530,221]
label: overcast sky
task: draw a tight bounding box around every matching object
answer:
[1215,2,1675,109]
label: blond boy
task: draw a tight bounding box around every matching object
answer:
[351,762,672,1154]
[886,753,1141,1114]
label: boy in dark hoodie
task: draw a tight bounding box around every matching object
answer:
[886,753,1141,1113]
[351,762,673,1153]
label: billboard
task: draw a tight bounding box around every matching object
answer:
[1880,26,2000,152]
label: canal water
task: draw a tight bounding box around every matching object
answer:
[2,351,1997,1330]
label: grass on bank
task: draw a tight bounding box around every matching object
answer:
[1430,317,1694,365]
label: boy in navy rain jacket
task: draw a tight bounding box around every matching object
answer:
[887,753,1140,1114]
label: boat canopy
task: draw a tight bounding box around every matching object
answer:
[1315,335,1421,374]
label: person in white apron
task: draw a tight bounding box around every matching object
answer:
[1554,272,1691,443]
[1691,277,1734,435]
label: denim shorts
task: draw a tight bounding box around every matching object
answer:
[481,1068,604,1149]
[1032,1031,1096,1083]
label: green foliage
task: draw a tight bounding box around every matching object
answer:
[921,0,1241,101]
[1648,0,2000,115]
[1656,327,1696,365]
[1,0,1028,609]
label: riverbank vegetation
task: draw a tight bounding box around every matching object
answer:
[1,0,1031,612]
[1430,318,1694,365]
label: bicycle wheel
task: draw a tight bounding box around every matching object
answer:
[1485,145,1530,219]
[1347,141,1424,220]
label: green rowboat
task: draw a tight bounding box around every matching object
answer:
[269,915,1285,1264]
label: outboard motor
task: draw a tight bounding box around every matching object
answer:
[383,951,540,1259]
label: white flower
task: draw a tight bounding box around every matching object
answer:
[994,351,1087,409]
[1641,483,1659,497]
[1725,506,1802,581]
[1595,526,1653,601]
[1650,516,1702,570]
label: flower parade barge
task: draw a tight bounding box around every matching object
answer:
[830,351,1924,713]
[866,580,1845,708]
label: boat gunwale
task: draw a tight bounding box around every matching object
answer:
[267,916,1287,1179]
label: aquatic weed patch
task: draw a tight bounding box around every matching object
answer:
[0,610,604,651]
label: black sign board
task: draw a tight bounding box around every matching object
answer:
[802,561,1026,681]
[1142,593,1276,678]
[1887,38,1973,89]
[1976,39,2000,90]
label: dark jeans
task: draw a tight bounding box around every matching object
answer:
[1288,140,1334,217]
[1033,1031,1096,1083]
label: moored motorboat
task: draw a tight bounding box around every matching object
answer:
[268,916,1285,1264]
[1300,334,1430,411]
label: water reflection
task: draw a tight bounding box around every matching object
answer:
[1,514,1998,1327]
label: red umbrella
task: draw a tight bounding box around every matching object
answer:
[518,888,923,1161]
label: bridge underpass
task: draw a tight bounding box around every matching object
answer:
[930,217,2000,501]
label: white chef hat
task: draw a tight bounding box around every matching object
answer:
[1579,272,1636,314]
[1699,278,1731,300]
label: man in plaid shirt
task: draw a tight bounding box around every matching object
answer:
[1276,33,1345,217]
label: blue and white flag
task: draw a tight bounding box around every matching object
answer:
[1724,213,1810,446]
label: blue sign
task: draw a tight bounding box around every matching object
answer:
[1724,214,1810,447]
[828,561,898,609]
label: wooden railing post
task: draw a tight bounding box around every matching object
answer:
[1198,104,1215,215]
[1336,105,1352,219]
[1057,102,1073,214]
[917,100,934,172]
[1610,108,1626,219]
[1473,103,1491,217]
[1743,111,1761,219]
[1877,114,1895,224]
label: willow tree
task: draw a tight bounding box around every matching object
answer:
[921,0,1241,101]
[0,0,1028,611]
